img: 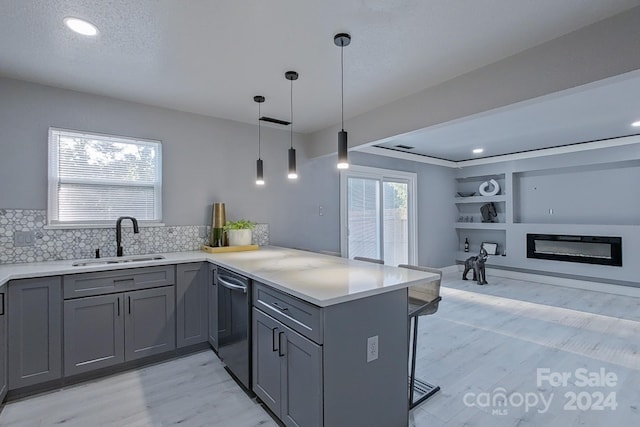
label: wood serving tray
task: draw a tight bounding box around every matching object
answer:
[200,244,259,253]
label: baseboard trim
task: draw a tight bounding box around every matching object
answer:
[445,264,640,298]
[5,342,212,402]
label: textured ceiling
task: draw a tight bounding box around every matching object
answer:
[1,0,639,136]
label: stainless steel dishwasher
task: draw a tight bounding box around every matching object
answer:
[216,267,251,390]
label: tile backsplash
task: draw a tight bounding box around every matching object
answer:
[0,209,269,264]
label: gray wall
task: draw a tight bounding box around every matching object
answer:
[0,77,307,241]
[351,152,457,268]
[0,77,456,266]
[269,152,342,253]
[278,151,457,268]
[456,144,640,284]
[514,161,640,225]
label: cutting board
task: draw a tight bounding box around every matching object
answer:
[201,244,259,253]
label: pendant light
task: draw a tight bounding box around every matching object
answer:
[254,95,265,186]
[285,70,299,179]
[335,32,351,169]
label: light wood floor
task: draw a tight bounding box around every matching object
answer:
[0,351,278,427]
[1,273,638,426]
[410,273,640,427]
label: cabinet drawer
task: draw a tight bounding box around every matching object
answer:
[253,282,322,344]
[63,265,175,299]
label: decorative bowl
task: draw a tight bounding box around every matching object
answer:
[457,191,476,197]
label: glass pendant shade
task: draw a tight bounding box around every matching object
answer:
[256,158,264,185]
[288,147,297,179]
[337,130,349,169]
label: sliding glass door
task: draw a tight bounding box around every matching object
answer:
[341,166,417,266]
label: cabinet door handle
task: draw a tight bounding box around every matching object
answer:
[117,297,120,316]
[0,292,4,316]
[272,302,288,312]
[278,331,286,357]
[272,328,279,352]
[128,296,131,314]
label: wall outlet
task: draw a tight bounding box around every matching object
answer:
[14,230,35,247]
[367,335,379,362]
[319,206,324,216]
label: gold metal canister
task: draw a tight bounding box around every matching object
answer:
[210,203,226,247]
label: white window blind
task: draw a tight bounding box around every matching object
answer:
[347,177,381,260]
[48,128,162,225]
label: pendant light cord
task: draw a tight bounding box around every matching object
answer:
[290,78,294,149]
[258,101,261,159]
[341,43,344,132]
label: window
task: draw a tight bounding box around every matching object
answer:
[48,128,162,226]
[340,165,417,266]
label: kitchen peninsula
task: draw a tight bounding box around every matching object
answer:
[0,246,439,427]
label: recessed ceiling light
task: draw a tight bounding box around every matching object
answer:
[472,148,484,154]
[632,120,640,127]
[64,17,98,36]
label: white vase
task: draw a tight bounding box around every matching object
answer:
[227,229,252,246]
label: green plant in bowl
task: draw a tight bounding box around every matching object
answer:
[223,220,256,246]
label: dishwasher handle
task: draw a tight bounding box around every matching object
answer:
[218,276,247,293]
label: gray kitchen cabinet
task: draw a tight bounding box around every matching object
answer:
[253,308,323,427]
[208,265,218,350]
[0,288,7,403]
[125,286,175,361]
[280,325,323,427]
[63,293,125,376]
[63,265,175,299]
[254,281,409,427]
[62,266,176,371]
[176,263,208,348]
[253,307,281,413]
[7,276,62,390]
[64,284,175,375]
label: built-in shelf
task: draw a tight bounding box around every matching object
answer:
[452,149,640,284]
[455,222,507,230]
[453,173,510,234]
[455,195,506,204]
[455,173,504,183]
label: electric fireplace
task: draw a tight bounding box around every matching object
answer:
[527,234,622,267]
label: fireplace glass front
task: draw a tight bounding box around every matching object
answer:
[526,234,622,266]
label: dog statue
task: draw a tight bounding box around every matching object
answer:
[480,202,498,223]
[463,246,488,285]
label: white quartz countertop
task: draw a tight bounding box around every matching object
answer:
[0,246,439,307]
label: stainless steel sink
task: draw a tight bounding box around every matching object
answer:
[72,255,165,267]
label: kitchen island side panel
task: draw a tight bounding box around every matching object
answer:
[323,288,409,427]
